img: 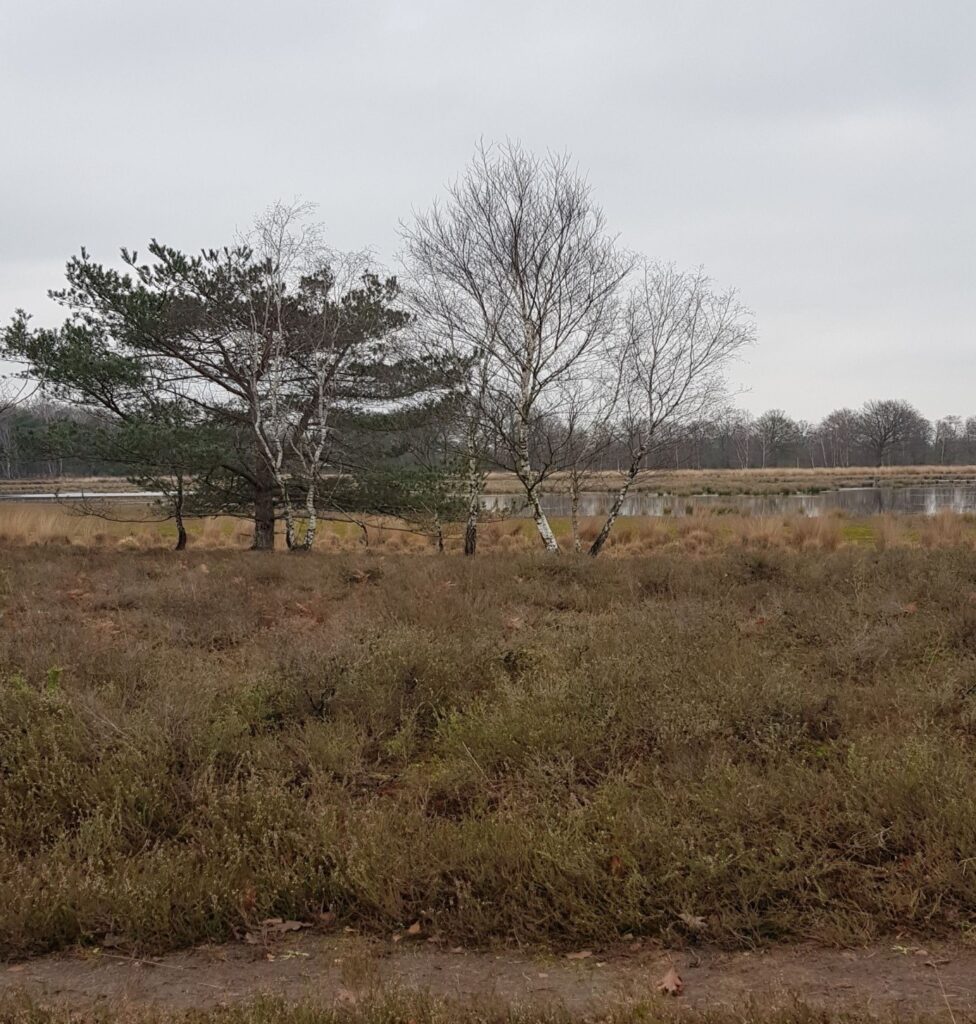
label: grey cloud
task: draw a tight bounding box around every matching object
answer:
[2,0,973,419]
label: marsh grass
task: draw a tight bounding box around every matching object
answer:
[4,546,976,957]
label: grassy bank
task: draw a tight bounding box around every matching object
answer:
[2,545,976,957]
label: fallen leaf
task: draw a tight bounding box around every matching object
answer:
[261,918,307,933]
[7,966,25,973]
[244,918,309,943]
[450,947,464,955]
[565,950,593,960]
[657,965,684,997]
[679,912,707,933]
[406,921,423,936]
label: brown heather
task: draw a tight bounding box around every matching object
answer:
[3,526,976,960]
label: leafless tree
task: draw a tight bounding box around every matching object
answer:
[857,399,926,467]
[0,380,33,417]
[545,367,620,552]
[0,381,38,479]
[934,415,962,465]
[404,141,632,553]
[588,261,753,556]
[723,408,754,469]
[753,409,798,469]
[817,408,859,467]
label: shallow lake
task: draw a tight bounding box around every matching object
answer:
[481,486,976,518]
[6,485,976,518]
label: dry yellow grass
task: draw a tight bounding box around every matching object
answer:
[3,501,976,555]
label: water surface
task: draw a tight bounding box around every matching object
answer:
[481,486,976,518]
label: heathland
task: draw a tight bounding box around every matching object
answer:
[5,501,976,1023]
[4,526,976,956]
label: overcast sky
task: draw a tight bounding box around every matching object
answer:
[2,0,973,421]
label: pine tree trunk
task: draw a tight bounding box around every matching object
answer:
[174,475,187,551]
[252,460,276,551]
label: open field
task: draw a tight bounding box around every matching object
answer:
[3,544,976,967]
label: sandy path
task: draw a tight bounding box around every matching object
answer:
[3,936,974,1017]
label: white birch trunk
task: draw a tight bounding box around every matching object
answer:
[588,450,645,557]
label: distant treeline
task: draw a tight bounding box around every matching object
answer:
[608,400,974,472]
[2,397,971,482]
[0,402,125,479]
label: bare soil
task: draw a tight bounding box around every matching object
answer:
[3,937,975,1018]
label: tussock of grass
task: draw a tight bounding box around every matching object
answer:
[3,548,976,957]
[5,502,976,556]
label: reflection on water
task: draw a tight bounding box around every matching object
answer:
[0,491,165,501]
[481,486,976,518]
[5,486,976,518]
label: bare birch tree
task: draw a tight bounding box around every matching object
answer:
[404,141,632,553]
[546,365,620,552]
[588,261,754,557]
